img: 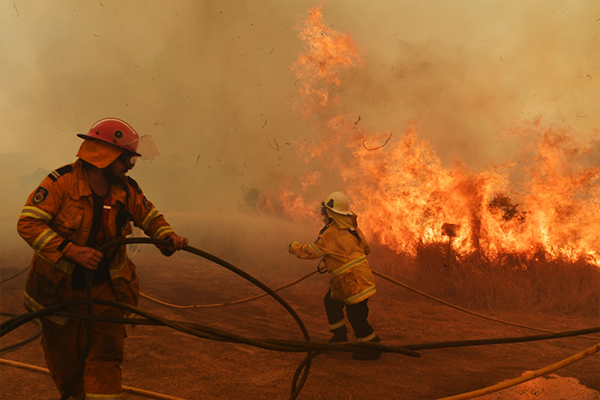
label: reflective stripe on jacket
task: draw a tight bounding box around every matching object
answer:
[17,159,174,324]
[290,223,375,304]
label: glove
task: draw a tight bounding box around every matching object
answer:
[160,232,189,256]
[288,240,299,254]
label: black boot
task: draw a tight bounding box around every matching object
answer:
[328,326,348,343]
[352,335,381,360]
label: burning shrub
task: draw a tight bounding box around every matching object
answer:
[488,193,527,224]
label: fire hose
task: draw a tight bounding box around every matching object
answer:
[139,270,319,308]
[0,359,187,400]
[0,266,29,284]
[0,238,419,400]
[0,313,41,352]
[2,328,598,400]
[136,262,599,341]
[371,271,600,341]
[438,342,600,400]
[1,238,598,399]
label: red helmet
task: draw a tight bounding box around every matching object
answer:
[77,117,141,156]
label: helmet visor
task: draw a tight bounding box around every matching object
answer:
[137,134,160,160]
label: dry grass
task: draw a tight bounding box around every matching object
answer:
[369,242,600,315]
[165,212,599,315]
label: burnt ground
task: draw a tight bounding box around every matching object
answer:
[1,248,599,400]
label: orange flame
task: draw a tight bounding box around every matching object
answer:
[281,6,600,267]
[291,6,364,116]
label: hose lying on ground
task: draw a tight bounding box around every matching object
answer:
[0,358,186,400]
[1,297,423,356]
[438,341,600,400]
[137,263,599,341]
[3,303,597,400]
[0,266,29,284]
[1,238,597,399]
[0,313,41,353]
[3,297,597,399]
[0,239,418,400]
[139,270,318,308]
[372,270,600,341]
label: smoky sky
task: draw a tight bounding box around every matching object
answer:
[1,0,598,247]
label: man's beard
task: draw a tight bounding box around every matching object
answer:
[101,167,127,188]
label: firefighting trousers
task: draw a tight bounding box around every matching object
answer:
[41,281,125,399]
[324,290,375,340]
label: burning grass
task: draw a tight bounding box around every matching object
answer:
[369,242,600,315]
[273,6,600,318]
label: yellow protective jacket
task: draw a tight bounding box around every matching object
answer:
[17,160,174,325]
[289,222,376,304]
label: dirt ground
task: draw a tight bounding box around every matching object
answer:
[1,248,599,400]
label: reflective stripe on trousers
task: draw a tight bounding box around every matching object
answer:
[324,290,375,339]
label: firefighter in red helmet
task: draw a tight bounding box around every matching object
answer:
[17,117,188,399]
[289,191,381,360]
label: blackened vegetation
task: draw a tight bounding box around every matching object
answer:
[488,193,527,224]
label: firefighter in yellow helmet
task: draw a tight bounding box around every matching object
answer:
[289,191,380,360]
[17,118,188,399]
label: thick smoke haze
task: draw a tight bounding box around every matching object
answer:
[1,0,598,253]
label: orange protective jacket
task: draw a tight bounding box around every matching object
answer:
[17,160,174,325]
[289,222,376,304]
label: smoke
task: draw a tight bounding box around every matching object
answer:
[1,0,598,254]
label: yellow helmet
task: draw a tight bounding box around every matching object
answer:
[323,191,353,216]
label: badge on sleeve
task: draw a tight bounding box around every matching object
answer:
[142,196,152,210]
[32,186,49,204]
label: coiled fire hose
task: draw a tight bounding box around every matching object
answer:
[1,238,598,399]
[0,238,419,400]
